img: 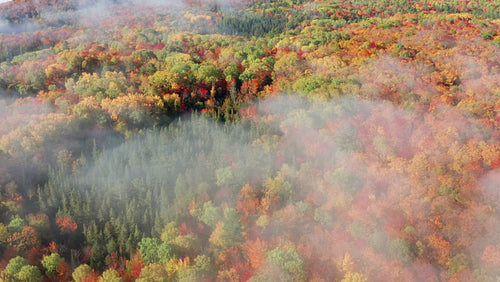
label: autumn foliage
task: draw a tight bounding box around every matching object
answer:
[55,217,77,234]
[0,0,498,281]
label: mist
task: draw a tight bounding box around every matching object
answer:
[0,0,498,280]
[0,0,232,34]
[32,93,498,280]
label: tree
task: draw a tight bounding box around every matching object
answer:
[67,73,104,97]
[71,96,110,126]
[138,237,177,265]
[237,184,260,227]
[3,256,28,278]
[447,253,468,277]
[41,253,64,278]
[26,213,50,238]
[193,255,212,274]
[67,71,130,100]
[217,268,239,281]
[17,265,43,282]
[158,243,177,263]
[199,201,221,228]
[8,226,41,254]
[0,224,9,245]
[224,63,241,82]
[195,64,223,96]
[221,208,243,247]
[100,268,124,282]
[136,263,168,282]
[148,66,191,95]
[266,247,305,282]
[273,52,303,80]
[176,266,203,282]
[239,69,256,82]
[208,222,226,248]
[122,253,143,281]
[72,264,92,282]
[388,239,416,264]
[243,238,267,270]
[171,235,198,258]
[262,173,292,211]
[160,222,178,243]
[15,61,47,95]
[341,272,368,282]
[83,270,101,282]
[481,245,500,269]
[138,237,160,264]
[26,247,43,266]
[56,261,71,281]
[100,94,164,132]
[56,216,78,234]
[7,217,26,233]
[427,233,451,266]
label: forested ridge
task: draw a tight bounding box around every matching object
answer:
[0,0,499,281]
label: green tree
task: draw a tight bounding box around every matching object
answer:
[68,72,105,98]
[209,211,244,248]
[224,63,241,82]
[138,237,160,264]
[292,75,329,94]
[90,241,107,271]
[199,201,221,228]
[72,264,92,282]
[8,217,26,233]
[215,166,235,188]
[160,222,178,243]
[41,253,64,278]
[158,243,177,263]
[176,266,202,282]
[172,235,198,255]
[100,269,124,282]
[4,256,29,278]
[17,265,43,282]
[195,64,223,95]
[193,255,212,274]
[148,69,183,95]
[131,49,156,63]
[67,71,130,100]
[218,208,242,247]
[266,247,305,282]
[239,69,256,81]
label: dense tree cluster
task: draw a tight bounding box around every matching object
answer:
[0,0,498,280]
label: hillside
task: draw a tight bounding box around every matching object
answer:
[0,0,499,281]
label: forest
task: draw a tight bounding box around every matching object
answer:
[0,0,499,281]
